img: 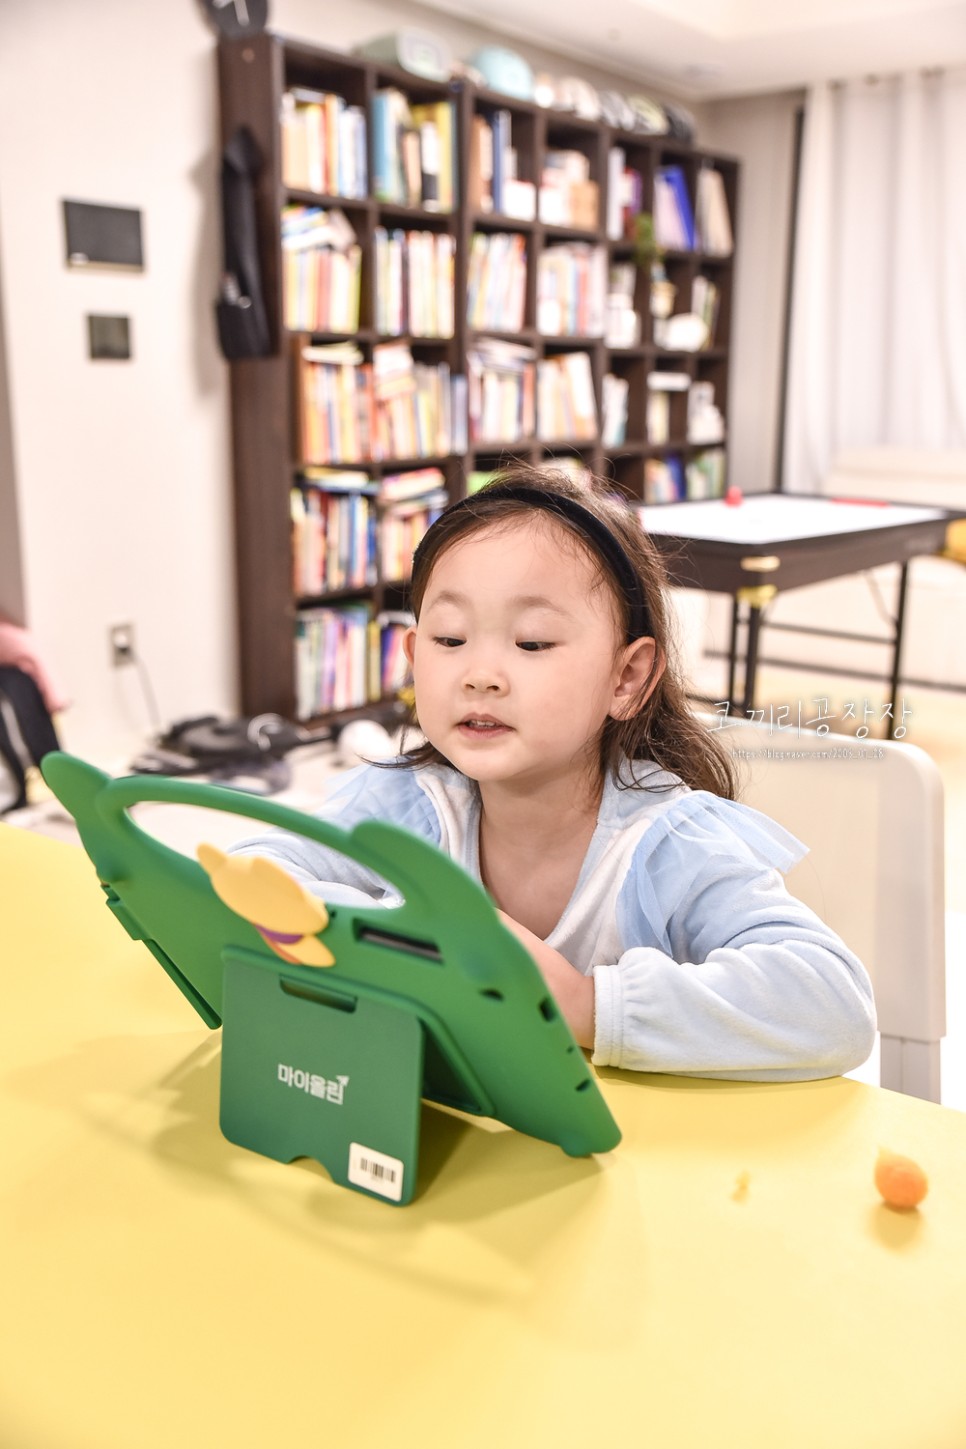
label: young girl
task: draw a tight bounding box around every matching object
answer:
[232,468,876,1081]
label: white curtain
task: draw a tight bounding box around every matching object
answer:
[783,69,966,492]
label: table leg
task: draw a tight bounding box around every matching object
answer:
[727,595,740,708]
[735,584,778,717]
[887,562,910,741]
[742,603,764,715]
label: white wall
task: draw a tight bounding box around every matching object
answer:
[2,0,758,761]
[0,0,235,760]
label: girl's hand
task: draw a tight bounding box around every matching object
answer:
[497,911,596,1050]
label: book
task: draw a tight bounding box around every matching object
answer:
[489,109,512,214]
[655,165,695,250]
[691,274,720,346]
[468,114,494,214]
[643,455,687,505]
[686,447,726,499]
[411,100,457,210]
[299,466,377,493]
[601,373,629,447]
[695,167,733,255]
[379,465,446,502]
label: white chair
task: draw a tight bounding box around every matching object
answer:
[700,711,947,1101]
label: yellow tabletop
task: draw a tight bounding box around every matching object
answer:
[3,824,966,1449]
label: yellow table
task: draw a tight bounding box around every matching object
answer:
[3,825,966,1449]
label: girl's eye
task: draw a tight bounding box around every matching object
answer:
[432,636,464,648]
[517,641,555,652]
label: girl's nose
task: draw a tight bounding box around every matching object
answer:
[461,656,507,693]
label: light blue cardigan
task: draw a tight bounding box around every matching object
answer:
[230,758,876,1082]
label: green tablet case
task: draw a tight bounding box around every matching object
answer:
[42,753,621,1204]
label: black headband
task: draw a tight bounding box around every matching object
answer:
[412,485,653,643]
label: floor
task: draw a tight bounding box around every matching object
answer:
[8,656,965,1111]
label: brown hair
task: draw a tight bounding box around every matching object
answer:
[391,465,737,799]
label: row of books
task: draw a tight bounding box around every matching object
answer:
[295,605,416,719]
[299,343,723,460]
[295,605,380,718]
[281,87,368,199]
[279,86,732,260]
[467,337,536,444]
[467,110,535,220]
[654,165,734,255]
[290,484,378,597]
[536,243,607,337]
[373,227,455,338]
[299,342,467,463]
[466,232,527,332]
[380,484,449,581]
[282,206,362,334]
[537,352,598,441]
[642,447,727,505]
[372,91,456,211]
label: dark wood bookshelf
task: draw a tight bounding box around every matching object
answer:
[217,31,739,721]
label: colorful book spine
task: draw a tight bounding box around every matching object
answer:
[536,352,598,442]
[291,484,379,597]
[654,166,696,250]
[466,339,537,445]
[281,89,368,198]
[466,232,527,331]
[536,243,606,337]
[374,228,455,338]
[294,602,379,719]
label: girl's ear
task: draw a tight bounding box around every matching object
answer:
[402,626,418,670]
[609,638,665,720]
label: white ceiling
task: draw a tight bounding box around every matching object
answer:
[420,0,966,99]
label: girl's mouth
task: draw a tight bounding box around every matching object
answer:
[458,717,511,737]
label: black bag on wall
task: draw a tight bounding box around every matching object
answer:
[215,126,272,359]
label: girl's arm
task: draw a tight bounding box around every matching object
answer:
[592,821,877,1080]
[498,911,596,1048]
[226,762,440,904]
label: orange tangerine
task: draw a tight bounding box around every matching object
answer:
[874,1148,928,1209]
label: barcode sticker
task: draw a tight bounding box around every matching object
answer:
[348,1142,404,1202]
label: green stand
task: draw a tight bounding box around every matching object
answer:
[221,950,425,1203]
[42,753,621,1205]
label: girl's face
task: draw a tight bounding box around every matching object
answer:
[403,517,657,795]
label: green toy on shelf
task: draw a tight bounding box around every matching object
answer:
[41,752,621,1205]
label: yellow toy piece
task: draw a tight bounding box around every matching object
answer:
[196,843,335,968]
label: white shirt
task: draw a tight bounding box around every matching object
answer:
[230,759,877,1081]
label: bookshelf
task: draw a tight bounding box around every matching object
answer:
[217,33,739,723]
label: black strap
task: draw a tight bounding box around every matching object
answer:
[0,666,62,812]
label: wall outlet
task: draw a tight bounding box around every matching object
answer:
[109,622,136,668]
